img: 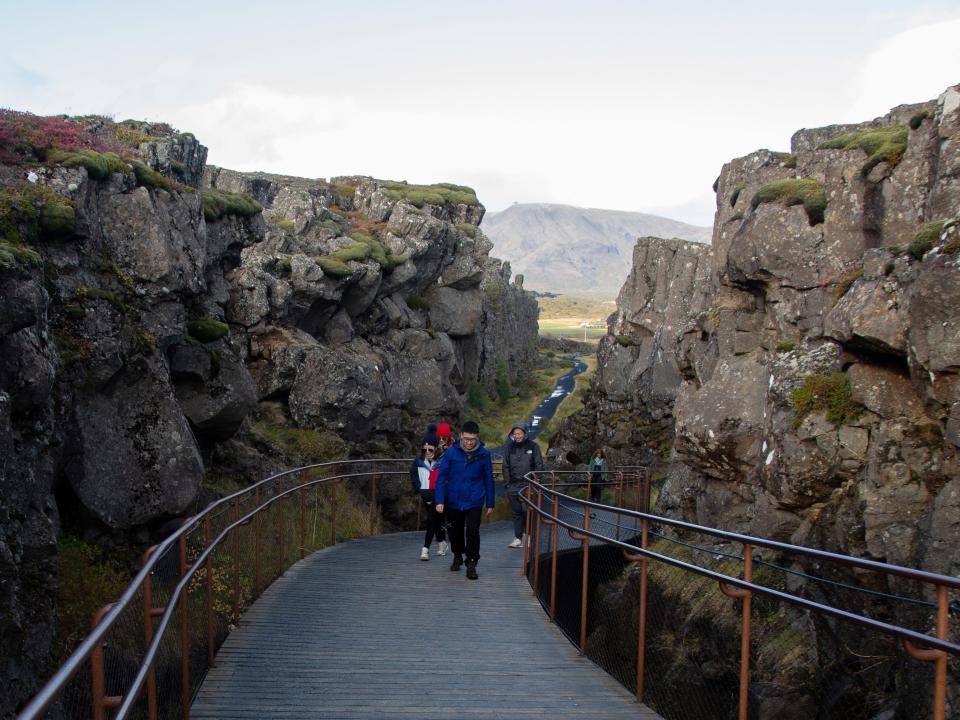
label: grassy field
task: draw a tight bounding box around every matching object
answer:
[537,295,615,341]
[538,318,608,340]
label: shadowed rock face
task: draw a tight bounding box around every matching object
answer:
[0,126,537,712]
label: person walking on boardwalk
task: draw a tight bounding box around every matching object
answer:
[502,422,543,548]
[434,421,495,580]
[436,421,455,456]
[588,448,608,502]
[410,430,449,561]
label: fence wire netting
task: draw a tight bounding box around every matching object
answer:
[31,461,411,720]
[524,472,959,720]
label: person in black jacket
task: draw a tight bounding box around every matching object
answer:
[501,422,543,548]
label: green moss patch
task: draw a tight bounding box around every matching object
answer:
[200,188,262,222]
[316,256,353,277]
[405,295,431,312]
[909,220,945,259]
[775,340,795,353]
[455,222,478,238]
[382,180,479,208]
[251,421,348,462]
[833,268,863,305]
[48,149,129,180]
[1,182,76,252]
[188,317,229,343]
[790,372,861,427]
[818,125,908,175]
[750,178,827,225]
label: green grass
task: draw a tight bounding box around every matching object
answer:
[382,180,479,208]
[818,125,908,175]
[271,218,295,233]
[909,220,945,259]
[0,183,75,261]
[833,268,863,305]
[48,149,129,180]
[250,422,348,462]
[775,340,796,353]
[201,188,262,222]
[455,223,478,238]
[750,178,827,225]
[790,372,861,427]
[316,255,354,277]
[537,294,615,320]
[188,317,229,343]
[538,318,607,340]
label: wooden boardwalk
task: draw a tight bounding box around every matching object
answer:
[192,521,662,719]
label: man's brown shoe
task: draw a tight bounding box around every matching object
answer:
[466,560,478,580]
[450,556,462,571]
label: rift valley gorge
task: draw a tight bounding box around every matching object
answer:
[3,81,960,718]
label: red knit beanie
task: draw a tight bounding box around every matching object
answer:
[436,422,452,438]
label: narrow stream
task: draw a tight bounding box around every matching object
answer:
[526,355,587,441]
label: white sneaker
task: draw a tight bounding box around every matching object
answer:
[420,547,430,561]
[508,537,522,548]
[437,540,449,556]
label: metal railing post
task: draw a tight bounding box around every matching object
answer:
[719,542,753,720]
[142,548,160,720]
[300,479,306,560]
[903,584,950,720]
[550,493,559,621]
[278,480,285,578]
[533,487,544,593]
[232,497,240,620]
[578,501,591,654]
[179,532,190,720]
[204,513,215,668]
[369,474,378,534]
[90,604,120,720]
[254,486,262,596]
[329,478,338,546]
[636,515,649,702]
[522,484,533,577]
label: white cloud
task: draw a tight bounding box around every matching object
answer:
[847,17,960,120]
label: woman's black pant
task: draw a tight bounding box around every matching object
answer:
[422,498,446,547]
[590,471,602,501]
[446,505,482,562]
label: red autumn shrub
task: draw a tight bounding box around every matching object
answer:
[0,110,126,164]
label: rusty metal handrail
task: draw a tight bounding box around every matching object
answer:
[18,459,409,720]
[520,473,959,720]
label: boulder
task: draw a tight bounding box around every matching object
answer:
[67,358,204,529]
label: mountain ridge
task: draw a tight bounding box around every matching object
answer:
[480,202,712,295]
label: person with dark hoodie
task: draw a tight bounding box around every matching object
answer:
[434,420,495,580]
[501,422,543,548]
[409,428,448,561]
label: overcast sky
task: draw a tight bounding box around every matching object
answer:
[2,1,959,226]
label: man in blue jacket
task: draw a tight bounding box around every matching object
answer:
[435,421,495,580]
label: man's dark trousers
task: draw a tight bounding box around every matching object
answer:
[506,487,525,538]
[447,505,483,562]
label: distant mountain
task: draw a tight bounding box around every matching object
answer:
[481,203,712,295]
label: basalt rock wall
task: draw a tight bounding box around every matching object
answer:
[0,120,537,715]
[551,83,960,719]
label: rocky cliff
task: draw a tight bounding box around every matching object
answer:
[554,84,960,576]
[551,83,960,719]
[0,113,537,715]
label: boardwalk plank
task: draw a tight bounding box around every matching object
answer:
[192,521,661,719]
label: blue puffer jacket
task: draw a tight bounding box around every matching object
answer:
[435,440,495,511]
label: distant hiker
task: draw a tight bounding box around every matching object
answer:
[436,421,455,456]
[588,449,608,501]
[502,422,543,548]
[410,430,448,561]
[435,420,495,580]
